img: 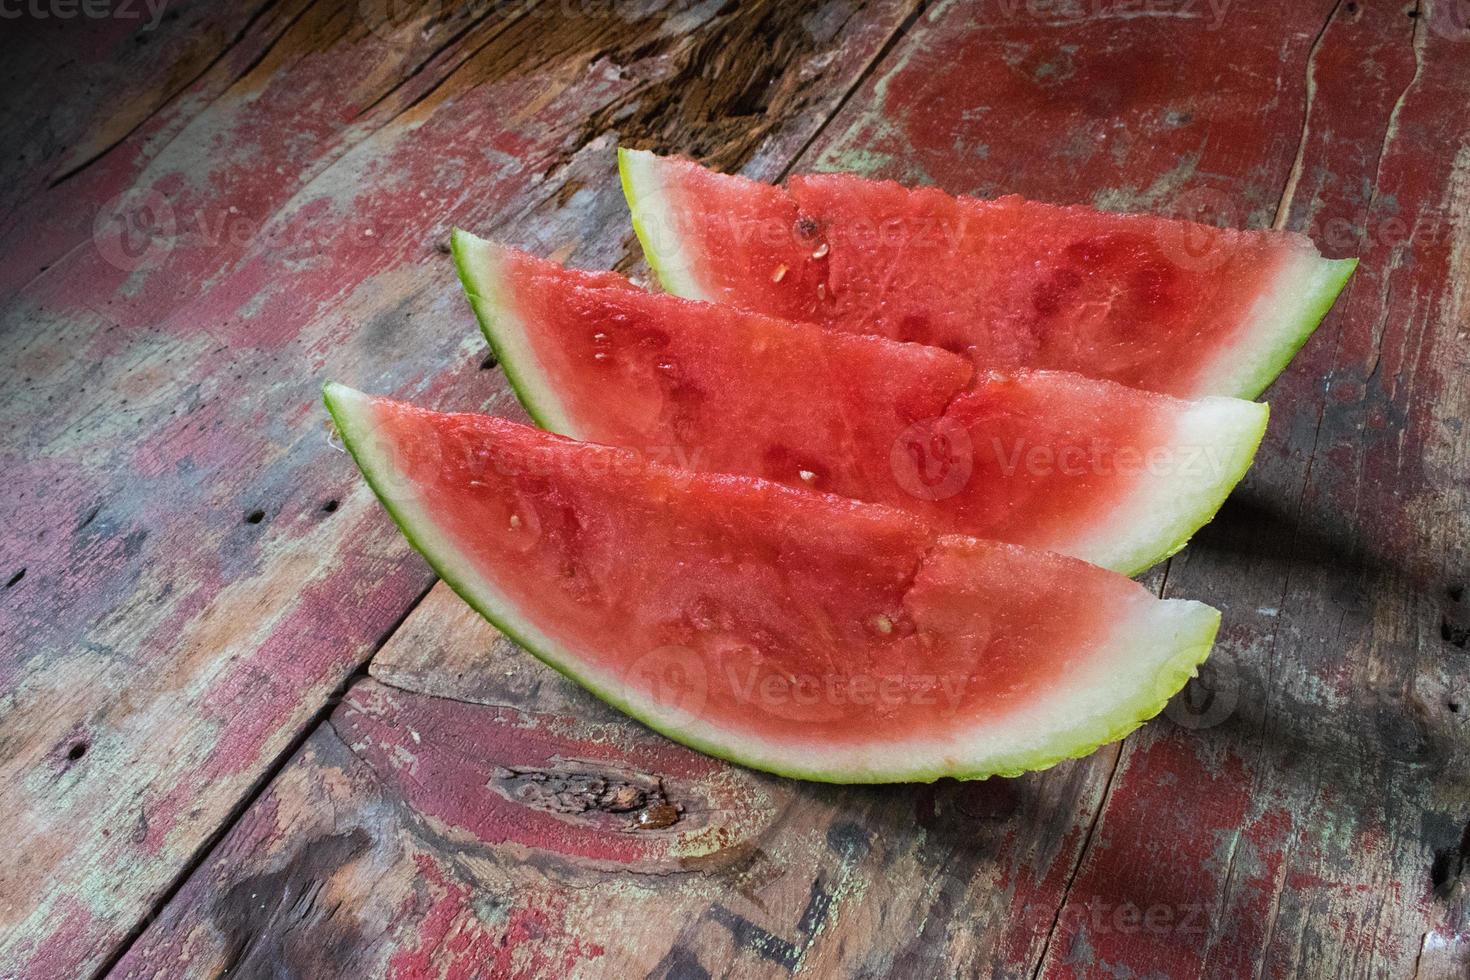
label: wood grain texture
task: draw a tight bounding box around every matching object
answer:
[11,0,1470,976]
[1027,3,1470,975]
[117,1,1470,978]
[0,0,919,975]
[115,587,1112,979]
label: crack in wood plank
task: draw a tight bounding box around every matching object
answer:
[1028,742,1124,978]
[1273,0,1345,230]
[87,576,435,980]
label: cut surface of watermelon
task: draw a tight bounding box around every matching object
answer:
[451,231,1267,576]
[325,382,1219,782]
[619,148,1356,400]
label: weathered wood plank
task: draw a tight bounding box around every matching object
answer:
[115,588,1112,979]
[0,0,549,298]
[108,1,1460,978]
[1033,2,1470,976]
[0,0,266,225]
[0,1,920,975]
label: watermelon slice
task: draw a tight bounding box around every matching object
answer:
[324,382,1219,782]
[619,148,1357,400]
[451,231,1267,576]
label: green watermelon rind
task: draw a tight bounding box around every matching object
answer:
[1218,254,1357,401]
[619,147,710,302]
[449,229,569,434]
[325,381,1220,783]
[618,147,1357,402]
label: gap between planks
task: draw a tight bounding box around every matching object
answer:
[90,577,437,980]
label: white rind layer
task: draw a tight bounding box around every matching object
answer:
[446,232,573,434]
[1191,247,1359,399]
[1065,396,1270,576]
[325,383,1220,783]
[449,230,578,436]
[619,147,713,301]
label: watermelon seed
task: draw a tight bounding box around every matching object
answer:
[811,242,830,260]
[817,283,827,301]
[872,615,894,635]
[479,352,499,370]
[770,264,788,283]
[509,514,522,530]
[798,469,817,484]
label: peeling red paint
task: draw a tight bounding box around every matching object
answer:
[387,853,603,980]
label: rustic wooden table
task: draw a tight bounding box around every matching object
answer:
[2,0,1467,976]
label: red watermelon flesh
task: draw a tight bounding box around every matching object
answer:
[452,232,1268,575]
[324,383,1218,782]
[620,149,1356,399]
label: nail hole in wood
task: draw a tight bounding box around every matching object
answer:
[1431,822,1470,898]
[1444,619,1469,649]
[67,742,88,761]
[245,509,266,525]
[321,499,339,514]
[1449,702,1462,714]
[480,352,499,370]
[5,568,23,588]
